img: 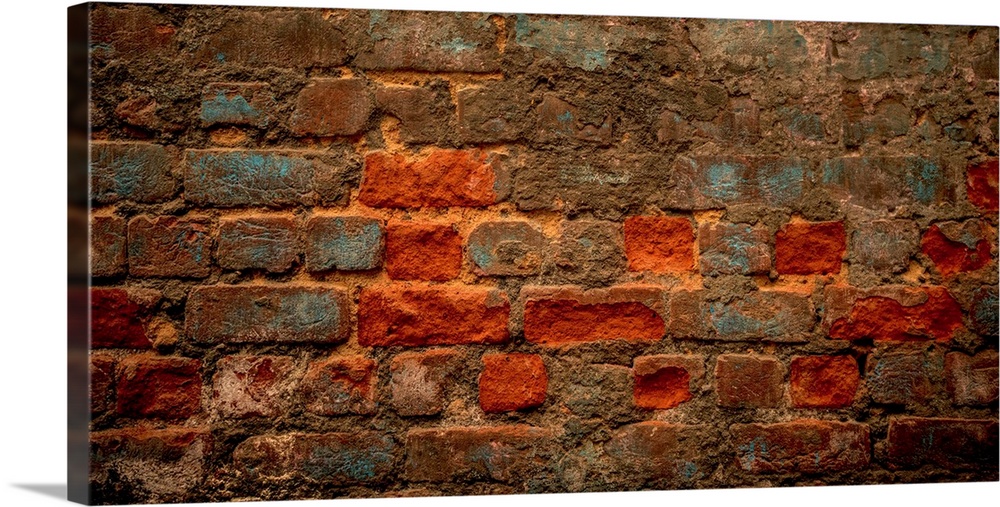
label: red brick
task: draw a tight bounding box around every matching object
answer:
[91,215,126,277]
[91,288,153,349]
[789,355,858,408]
[633,355,705,410]
[186,286,350,344]
[604,422,714,482]
[289,79,372,137]
[116,355,202,419]
[921,221,991,276]
[946,351,999,406]
[90,428,210,501]
[967,159,999,212]
[127,216,212,278]
[479,354,547,413]
[390,349,461,416]
[866,351,941,405]
[211,355,296,419]
[715,354,784,408]
[217,216,297,272]
[887,417,998,470]
[732,420,870,473]
[358,285,510,347]
[91,354,115,414]
[299,356,376,416]
[385,221,462,281]
[404,426,553,482]
[522,285,664,346]
[233,432,395,484]
[359,150,499,208]
[825,285,964,342]
[624,216,695,273]
[775,221,845,275]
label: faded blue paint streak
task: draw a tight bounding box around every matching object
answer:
[737,437,769,470]
[470,243,493,269]
[201,91,261,125]
[709,301,763,337]
[320,220,382,271]
[821,159,846,185]
[921,43,949,74]
[679,461,698,480]
[189,151,309,204]
[558,110,574,123]
[703,162,742,201]
[303,445,392,482]
[467,443,510,479]
[174,228,206,264]
[440,37,478,53]
[215,52,225,63]
[904,158,942,204]
[760,163,804,205]
[514,14,616,71]
[973,289,999,333]
[279,291,337,332]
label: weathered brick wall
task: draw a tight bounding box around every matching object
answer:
[85,3,999,504]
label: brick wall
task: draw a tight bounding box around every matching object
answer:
[83,3,999,504]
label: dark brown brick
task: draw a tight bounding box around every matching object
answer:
[946,351,999,406]
[404,426,553,483]
[234,432,396,484]
[715,355,785,408]
[290,79,373,137]
[91,215,126,277]
[732,420,870,473]
[192,9,350,68]
[127,216,212,278]
[887,417,998,470]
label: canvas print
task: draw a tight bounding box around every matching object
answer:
[67,2,999,505]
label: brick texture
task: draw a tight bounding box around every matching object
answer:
[82,6,999,504]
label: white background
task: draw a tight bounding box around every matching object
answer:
[1,0,997,506]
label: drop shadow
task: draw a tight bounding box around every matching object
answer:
[11,483,67,500]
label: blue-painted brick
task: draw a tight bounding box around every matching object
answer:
[185,286,350,344]
[91,142,175,204]
[305,217,383,272]
[698,222,772,276]
[669,156,806,210]
[233,432,395,484]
